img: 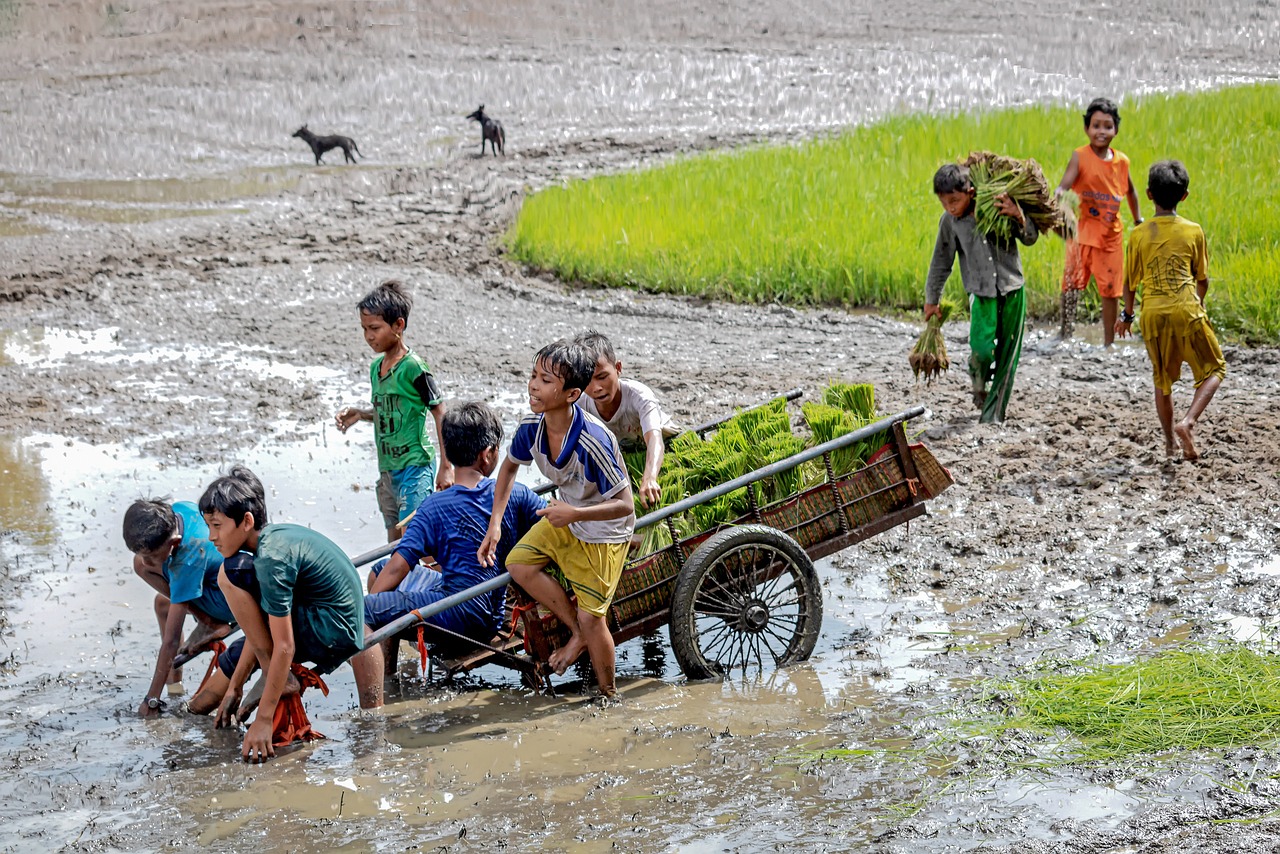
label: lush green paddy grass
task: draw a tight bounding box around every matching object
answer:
[511,84,1280,343]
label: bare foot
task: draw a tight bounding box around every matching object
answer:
[548,635,587,675]
[1164,438,1178,458]
[176,621,233,659]
[166,666,183,685]
[238,671,302,721]
[1174,421,1199,460]
[971,389,987,410]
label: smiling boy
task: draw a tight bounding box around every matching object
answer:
[1055,97,1144,343]
[478,340,634,698]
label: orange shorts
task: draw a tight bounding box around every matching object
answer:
[1062,240,1124,299]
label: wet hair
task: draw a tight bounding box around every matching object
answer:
[122,498,177,553]
[1083,97,1121,131]
[357,279,412,327]
[1147,160,1190,210]
[442,401,504,467]
[574,329,617,365]
[198,464,268,529]
[932,163,971,196]
[533,339,595,393]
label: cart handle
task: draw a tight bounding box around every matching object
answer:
[363,572,512,650]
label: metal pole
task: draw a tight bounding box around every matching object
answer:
[362,572,513,649]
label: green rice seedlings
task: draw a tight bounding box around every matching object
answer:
[1057,189,1080,240]
[822,382,876,419]
[909,301,955,384]
[962,151,1070,243]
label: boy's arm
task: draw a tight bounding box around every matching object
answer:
[478,457,521,567]
[428,401,454,490]
[994,193,1038,246]
[368,552,414,594]
[335,406,373,433]
[242,613,296,763]
[923,217,956,318]
[638,429,665,507]
[1055,150,1081,197]
[139,603,188,716]
[1116,241,1141,338]
[538,486,635,528]
[1196,278,1210,305]
[1126,175,1143,224]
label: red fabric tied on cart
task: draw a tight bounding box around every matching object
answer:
[194,640,228,696]
[271,663,329,748]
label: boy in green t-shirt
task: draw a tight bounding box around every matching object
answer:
[336,280,453,543]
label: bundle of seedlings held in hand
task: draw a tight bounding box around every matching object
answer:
[909,301,954,385]
[962,151,1072,243]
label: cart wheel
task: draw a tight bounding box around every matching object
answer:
[668,524,822,680]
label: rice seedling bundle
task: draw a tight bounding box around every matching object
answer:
[962,151,1070,243]
[1057,189,1080,241]
[908,301,954,384]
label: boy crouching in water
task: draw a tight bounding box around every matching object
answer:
[1115,160,1225,460]
[478,340,635,698]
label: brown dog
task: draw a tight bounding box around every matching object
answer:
[292,125,361,164]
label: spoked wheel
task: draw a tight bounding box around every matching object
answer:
[668,524,822,680]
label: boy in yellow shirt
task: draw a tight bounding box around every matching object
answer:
[1115,160,1226,460]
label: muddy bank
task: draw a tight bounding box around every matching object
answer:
[2,1,1280,851]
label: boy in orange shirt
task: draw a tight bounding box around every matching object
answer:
[1055,97,1143,345]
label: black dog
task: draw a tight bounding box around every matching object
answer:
[465,105,505,156]
[292,125,361,164]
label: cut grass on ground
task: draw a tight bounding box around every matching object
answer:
[511,83,1280,344]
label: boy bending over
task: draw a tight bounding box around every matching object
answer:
[124,498,235,717]
[478,340,635,698]
[352,401,546,707]
[1115,160,1225,460]
[199,466,380,762]
[573,329,679,507]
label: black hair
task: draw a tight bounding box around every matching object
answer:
[1083,97,1121,131]
[933,163,971,195]
[122,498,177,553]
[1147,160,1190,210]
[573,329,617,365]
[357,279,412,327]
[441,401,504,468]
[533,339,595,393]
[198,464,268,529]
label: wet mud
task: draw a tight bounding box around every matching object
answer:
[2,1,1280,851]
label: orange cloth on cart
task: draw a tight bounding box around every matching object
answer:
[271,663,329,748]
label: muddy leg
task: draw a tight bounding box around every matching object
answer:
[1101,297,1118,347]
[350,628,385,710]
[1154,388,1176,457]
[1060,289,1079,339]
[578,611,616,697]
[1174,376,1221,461]
[509,562,584,675]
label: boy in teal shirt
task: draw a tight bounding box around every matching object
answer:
[336,280,454,543]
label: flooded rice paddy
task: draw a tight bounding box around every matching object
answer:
[3,0,1280,851]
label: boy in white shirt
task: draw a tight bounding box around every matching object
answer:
[574,330,679,507]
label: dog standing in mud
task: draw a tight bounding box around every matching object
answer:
[292,125,361,165]
[465,106,505,156]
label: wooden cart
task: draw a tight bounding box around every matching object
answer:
[363,402,952,686]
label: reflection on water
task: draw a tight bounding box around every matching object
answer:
[0,434,54,546]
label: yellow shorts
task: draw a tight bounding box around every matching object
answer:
[1063,240,1124,299]
[1139,306,1227,395]
[506,519,628,618]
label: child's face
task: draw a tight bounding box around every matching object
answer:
[203,509,253,558]
[527,357,579,415]
[583,356,623,406]
[1086,111,1118,151]
[133,538,179,573]
[937,188,975,219]
[360,310,404,355]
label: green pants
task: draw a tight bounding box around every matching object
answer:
[968,288,1025,423]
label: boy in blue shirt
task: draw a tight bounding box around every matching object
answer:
[479,340,635,699]
[123,498,234,717]
[336,280,454,544]
[352,401,546,707]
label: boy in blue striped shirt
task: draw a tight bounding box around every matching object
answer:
[478,339,635,698]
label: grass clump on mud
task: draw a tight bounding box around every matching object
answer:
[511,83,1280,344]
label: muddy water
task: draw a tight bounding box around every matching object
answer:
[4,0,1280,851]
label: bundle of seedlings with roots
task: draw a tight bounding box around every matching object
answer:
[962,151,1072,242]
[909,301,954,384]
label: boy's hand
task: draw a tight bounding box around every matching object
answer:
[993,193,1025,225]
[215,689,242,728]
[243,718,275,763]
[477,526,502,567]
[537,498,579,528]
[638,475,661,507]
[923,304,942,321]
[1114,320,1133,338]
[335,407,363,433]
[137,699,159,718]
[435,462,455,492]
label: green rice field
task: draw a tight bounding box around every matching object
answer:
[510,84,1280,344]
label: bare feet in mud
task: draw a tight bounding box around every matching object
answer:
[1174,421,1200,460]
[176,621,233,660]
[548,636,587,675]
[238,670,302,721]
